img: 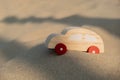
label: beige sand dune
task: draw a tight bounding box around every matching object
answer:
[0,0,120,80]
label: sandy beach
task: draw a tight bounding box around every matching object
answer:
[0,0,120,80]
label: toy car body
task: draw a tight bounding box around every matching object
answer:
[45,27,104,55]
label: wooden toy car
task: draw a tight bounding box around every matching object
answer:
[45,27,104,55]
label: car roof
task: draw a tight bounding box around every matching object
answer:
[61,27,97,35]
[61,27,103,40]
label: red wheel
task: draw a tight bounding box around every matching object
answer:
[55,43,67,55]
[87,46,100,54]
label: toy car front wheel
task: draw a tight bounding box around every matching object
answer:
[87,46,100,54]
[55,43,67,55]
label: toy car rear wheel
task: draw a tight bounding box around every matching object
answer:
[87,46,100,54]
[55,43,67,55]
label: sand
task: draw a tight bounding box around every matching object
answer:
[0,0,120,80]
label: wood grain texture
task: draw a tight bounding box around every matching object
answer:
[46,27,104,53]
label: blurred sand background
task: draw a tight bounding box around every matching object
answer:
[0,0,120,80]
